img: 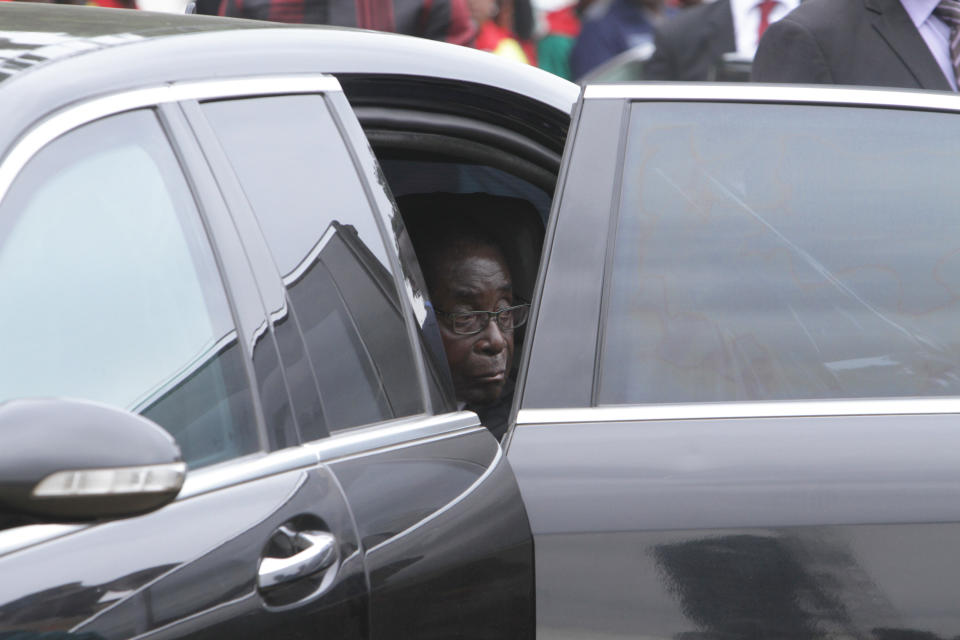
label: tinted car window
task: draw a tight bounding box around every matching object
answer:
[0,109,258,467]
[201,95,423,433]
[599,102,960,404]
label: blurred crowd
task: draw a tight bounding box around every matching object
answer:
[8,0,959,92]
[0,0,784,82]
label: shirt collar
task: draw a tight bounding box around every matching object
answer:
[900,0,941,28]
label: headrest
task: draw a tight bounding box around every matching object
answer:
[398,192,544,301]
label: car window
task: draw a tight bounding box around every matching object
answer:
[379,158,553,222]
[200,94,424,435]
[0,109,258,467]
[598,101,960,404]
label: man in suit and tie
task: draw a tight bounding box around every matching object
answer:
[751,0,957,91]
[645,0,799,80]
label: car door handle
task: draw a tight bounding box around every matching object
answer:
[257,528,338,590]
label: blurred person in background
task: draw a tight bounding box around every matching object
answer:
[201,0,476,46]
[473,0,538,62]
[535,0,584,79]
[645,0,797,80]
[569,0,667,80]
[5,0,137,6]
[752,0,956,90]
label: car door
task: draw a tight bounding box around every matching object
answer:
[509,85,960,639]
[0,91,366,638]
[180,76,535,639]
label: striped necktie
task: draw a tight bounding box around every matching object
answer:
[934,0,960,86]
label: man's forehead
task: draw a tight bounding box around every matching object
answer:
[446,281,513,299]
[436,250,513,300]
[438,237,503,261]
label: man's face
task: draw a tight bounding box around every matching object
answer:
[431,243,515,407]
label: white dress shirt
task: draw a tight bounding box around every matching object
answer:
[730,0,800,57]
[900,0,958,90]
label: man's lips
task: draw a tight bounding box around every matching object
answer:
[474,370,506,383]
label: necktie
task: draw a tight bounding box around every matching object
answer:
[757,0,778,41]
[934,0,960,87]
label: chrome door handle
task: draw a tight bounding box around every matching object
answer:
[257,529,338,590]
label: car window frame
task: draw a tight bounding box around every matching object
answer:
[178,76,458,448]
[0,77,434,526]
[517,83,960,429]
[0,89,278,466]
[324,88,459,417]
[515,94,627,413]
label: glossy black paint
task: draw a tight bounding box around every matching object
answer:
[0,4,566,636]
[0,12,569,636]
[0,465,366,638]
[329,429,534,639]
[509,90,960,640]
[518,98,626,411]
[0,398,182,521]
[512,414,960,639]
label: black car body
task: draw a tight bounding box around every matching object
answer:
[0,6,574,638]
[5,4,960,640]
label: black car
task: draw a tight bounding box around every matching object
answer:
[4,4,960,639]
[0,5,573,637]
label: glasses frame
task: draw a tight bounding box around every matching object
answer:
[434,302,531,336]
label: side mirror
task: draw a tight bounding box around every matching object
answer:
[0,398,185,523]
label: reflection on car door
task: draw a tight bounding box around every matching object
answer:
[510,86,960,639]
[187,81,535,638]
[0,99,366,637]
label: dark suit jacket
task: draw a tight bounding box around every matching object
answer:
[752,0,952,90]
[645,0,736,81]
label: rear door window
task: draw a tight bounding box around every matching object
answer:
[598,101,960,404]
[200,94,424,434]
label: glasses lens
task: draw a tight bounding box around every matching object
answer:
[453,312,486,335]
[496,304,530,331]
[498,308,515,331]
[512,304,530,328]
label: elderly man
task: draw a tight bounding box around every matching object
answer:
[405,198,531,440]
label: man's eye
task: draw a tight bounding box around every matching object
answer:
[453,313,483,331]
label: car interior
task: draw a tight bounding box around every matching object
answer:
[340,75,568,376]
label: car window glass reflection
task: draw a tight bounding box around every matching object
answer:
[201,95,423,434]
[0,109,258,467]
[600,102,960,404]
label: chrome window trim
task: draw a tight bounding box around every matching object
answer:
[179,412,482,498]
[0,75,341,204]
[0,413,483,558]
[178,449,311,500]
[305,411,483,462]
[583,83,960,112]
[517,397,960,425]
[0,524,85,559]
[559,84,960,427]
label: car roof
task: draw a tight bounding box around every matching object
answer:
[0,3,578,146]
[0,2,261,74]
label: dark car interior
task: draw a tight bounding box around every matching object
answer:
[340,75,568,371]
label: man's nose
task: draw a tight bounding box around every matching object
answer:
[477,318,508,353]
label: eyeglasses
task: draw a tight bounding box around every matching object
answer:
[435,303,531,336]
